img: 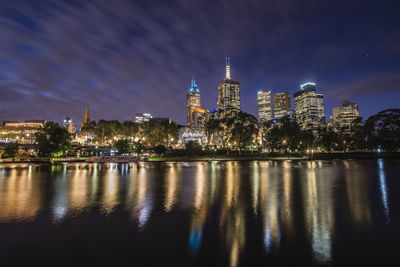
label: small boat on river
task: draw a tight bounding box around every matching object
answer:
[87,156,148,163]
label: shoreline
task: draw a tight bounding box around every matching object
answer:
[1,152,399,164]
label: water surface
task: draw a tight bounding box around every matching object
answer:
[0,160,399,266]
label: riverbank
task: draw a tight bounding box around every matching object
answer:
[1,152,399,163]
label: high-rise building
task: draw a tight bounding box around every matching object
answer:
[217,57,240,118]
[186,76,209,127]
[294,82,325,131]
[135,113,152,123]
[274,92,291,119]
[258,90,272,123]
[81,104,90,129]
[332,100,360,132]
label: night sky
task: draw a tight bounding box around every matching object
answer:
[1,0,399,125]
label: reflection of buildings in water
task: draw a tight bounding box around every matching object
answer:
[303,162,334,264]
[251,161,294,253]
[251,161,260,215]
[259,162,281,252]
[220,162,245,267]
[189,163,210,253]
[378,159,390,224]
[101,163,120,214]
[281,161,294,236]
[52,164,68,221]
[345,162,371,227]
[69,168,90,210]
[52,164,100,222]
[164,163,181,212]
[210,161,218,205]
[126,166,153,229]
[0,167,41,221]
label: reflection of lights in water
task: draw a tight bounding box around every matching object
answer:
[282,161,294,236]
[303,165,334,264]
[251,161,259,215]
[189,228,203,253]
[101,165,120,214]
[164,163,180,212]
[138,198,152,229]
[210,161,217,205]
[0,168,41,221]
[135,168,153,230]
[189,162,210,254]
[259,163,281,252]
[52,173,68,222]
[220,162,245,267]
[70,168,89,210]
[194,163,206,211]
[378,159,390,224]
[345,167,371,227]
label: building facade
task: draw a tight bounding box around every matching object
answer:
[217,57,240,118]
[273,92,291,119]
[258,90,272,123]
[0,120,45,144]
[332,100,360,132]
[294,82,325,131]
[135,113,152,123]
[186,77,208,127]
[178,127,208,146]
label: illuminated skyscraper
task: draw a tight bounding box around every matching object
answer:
[294,83,325,131]
[332,100,360,132]
[186,77,208,127]
[81,104,90,129]
[217,57,240,118]
[258,90,272,123]
[274,92,291,119]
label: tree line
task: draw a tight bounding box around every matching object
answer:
[1,108,398,158]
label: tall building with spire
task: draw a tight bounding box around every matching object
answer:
[217,57,240,118]
[187,76,208,127]
[81,104,90,129]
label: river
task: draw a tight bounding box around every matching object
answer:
[0,160,399,266]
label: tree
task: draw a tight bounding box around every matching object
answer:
[154,145,166,155]
[3,143,18,158]
[35,122,71,157]
[317,128,339,152]
[113,139,131,155]
[186,141,202,155]
[229,112,259,151]
[133,143,144,154]
[366,109,400,151]
[205,119,223,145]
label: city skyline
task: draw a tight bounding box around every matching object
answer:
[0,0,399,125]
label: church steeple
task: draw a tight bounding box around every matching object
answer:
[81,104,90,129]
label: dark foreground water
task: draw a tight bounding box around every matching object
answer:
[0,160,399,267]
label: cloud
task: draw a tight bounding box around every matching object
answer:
[325,72,400,100]
[0,0,399,125]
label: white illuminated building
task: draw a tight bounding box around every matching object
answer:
[294,82,325,131]
[179,127,207,146]
[258,90,273,123]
